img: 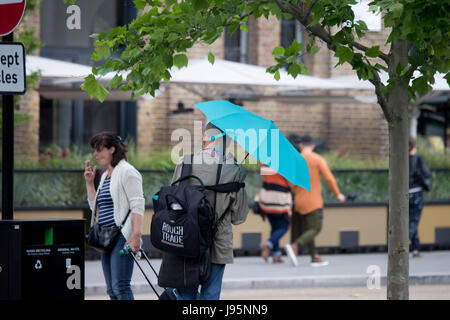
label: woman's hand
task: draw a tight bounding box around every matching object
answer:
[125,232,142,253]
[84,160,97,185]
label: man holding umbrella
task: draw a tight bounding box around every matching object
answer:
[285,135,345,267]
[193,100,313,269]
[169,119,249,300]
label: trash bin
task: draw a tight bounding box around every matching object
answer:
[0,219,85,300]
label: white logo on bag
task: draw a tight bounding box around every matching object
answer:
[161,222,184,247]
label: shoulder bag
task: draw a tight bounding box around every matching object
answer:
[86,201,131,252]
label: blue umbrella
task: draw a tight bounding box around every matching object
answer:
[194,100,310,191]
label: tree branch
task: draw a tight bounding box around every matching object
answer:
[274,0,390,116]
[305,0,318,20]
[367,69,393,122]
[353,41,390,65]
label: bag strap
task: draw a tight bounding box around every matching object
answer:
[180,154,194,186]
[92,178,132,229]
[93,199,131,229]
[205,182,245,193]
[118,209,132,230]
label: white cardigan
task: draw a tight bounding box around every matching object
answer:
[88,159,145,240]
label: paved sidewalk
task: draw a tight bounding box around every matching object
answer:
[84,250,450,296]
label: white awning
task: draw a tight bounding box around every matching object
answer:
[168,58,344,90]
[329,72,449,92]
[27,55,344,89]
[26,55,93,84]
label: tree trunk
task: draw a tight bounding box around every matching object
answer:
[386,87,410,301]
[386,39,411,300]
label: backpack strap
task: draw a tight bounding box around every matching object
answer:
[205,182,245,193]
[212,162,223,223]
[180,154,194,186]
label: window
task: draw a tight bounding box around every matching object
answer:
[39,98,136,152]
[224,26,249,63]
[40,0,135,64]
[280,17,304,66]
[38,0,137,152]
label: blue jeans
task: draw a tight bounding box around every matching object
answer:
[267,214,290,256]
[409,191,424,252]
[177,263,225,300]
[101,233,135,300]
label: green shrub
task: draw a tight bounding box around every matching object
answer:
[3,138,449,207]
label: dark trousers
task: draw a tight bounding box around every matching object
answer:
[293,209,323,257]
[409,191,424,252]
[267,213,290,256]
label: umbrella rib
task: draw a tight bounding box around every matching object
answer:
[240,152,250,165]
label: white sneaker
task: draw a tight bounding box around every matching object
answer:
[311,256,329,267]
[284,244,298,267]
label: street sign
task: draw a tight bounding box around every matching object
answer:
[0,42,26,94]
[0,0,26,37]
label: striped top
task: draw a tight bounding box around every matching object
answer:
[258,164,292,215]
[97,177,116,227]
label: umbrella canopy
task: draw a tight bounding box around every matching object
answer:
[194,100,310,191]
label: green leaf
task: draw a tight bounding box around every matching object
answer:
[227,22,240,35]
[412,76,432,96]
[208,52,215,65]
[380,82,394,94]
[173,54,189,68]
[365,45,381,58]
[288,63,301,79]
[81,75,109,103]
[285,40,302,57]
[356,20,368,32]
[306,44,319,55]
[92,43,111,62]
[274,71,280,81]
[166,0,177,7]
[272,46,285,56]
[335,46,354,65]
[444,73,450,86]
[133,0,147,9]
[192,0,209,10]
[107,74,123,89]
[390,2,404,18]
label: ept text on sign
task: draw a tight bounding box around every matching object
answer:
[0,43,26,94]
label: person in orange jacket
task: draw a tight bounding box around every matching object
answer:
[285,135,345,267]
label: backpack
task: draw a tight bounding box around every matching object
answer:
[151,154,244,288]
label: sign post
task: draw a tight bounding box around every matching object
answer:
[1,0,27,220]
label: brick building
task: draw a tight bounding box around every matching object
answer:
[15,0,406,160]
